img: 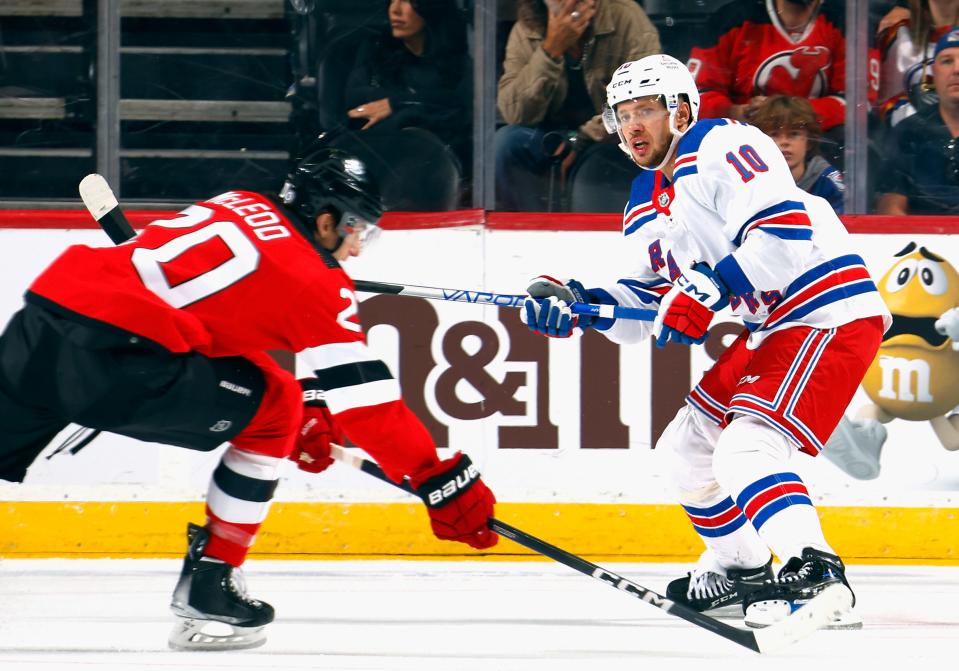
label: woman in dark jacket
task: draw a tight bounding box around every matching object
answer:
[336,0,470,209]
[344,0,470,156]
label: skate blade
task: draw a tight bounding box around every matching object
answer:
[745,588,861,630]
[703,603,745,619]
[750,584,855,653]
[168,616,267,651]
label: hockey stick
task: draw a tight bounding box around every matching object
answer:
[76,174,653,323]
[353,279,656,322]
[328,444,851,654]
[78,174,137,244]
[57,174,140,452]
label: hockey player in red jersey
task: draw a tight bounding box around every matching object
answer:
[521,55,890,629]
[0,144,497,650]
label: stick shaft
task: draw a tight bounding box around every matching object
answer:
[76,178,653,323]
[354,279,656,322]
[328,444,760,652]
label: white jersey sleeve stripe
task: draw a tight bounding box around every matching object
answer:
[221,449,285,482]
[206,481,271,524]
[299,340,377,371]
[324,378,402,413]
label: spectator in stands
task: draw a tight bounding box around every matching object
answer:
[495,0,660,211]
[687,0,849,162]
[746,95,845,213]
[877,27,959,214]
[338,0,470,210]
[877,0,959,128]
[345,0,469,155]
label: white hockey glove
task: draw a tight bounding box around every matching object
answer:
[935,307,959,342]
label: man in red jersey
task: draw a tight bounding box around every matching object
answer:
[0,144,497,650]
[686,0,854,133]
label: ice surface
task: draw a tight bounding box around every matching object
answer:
[0,559,956,671]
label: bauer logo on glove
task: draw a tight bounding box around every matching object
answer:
[410,452,497,549]
[289,377,343,474]
[420,459,481,507]
[302,386,326,405]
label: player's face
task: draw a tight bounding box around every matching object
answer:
[768,128,809,172]
[933,48,959,105]
[315,213,364,261]
[389,0,425,41]
[333,232,362,261]
[615,97,671,168]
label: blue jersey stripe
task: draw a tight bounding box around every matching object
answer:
[693,515,749,537]
[735,472,803,509]
[767,280,877,326]
[782,254,865,297]
[751,494,813,530]
[755,225,813,241]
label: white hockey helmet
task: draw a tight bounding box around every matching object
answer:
[603,55,701,168]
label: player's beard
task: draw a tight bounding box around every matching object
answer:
[634,135,671,170]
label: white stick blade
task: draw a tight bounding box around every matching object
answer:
[752,583,854,654]
[78,174,119,220]
[329,443,365,469]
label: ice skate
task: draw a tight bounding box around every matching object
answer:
[666,555,773,614]
[168,523,274,651]
[743,547,862,630]
[823,416,887,480]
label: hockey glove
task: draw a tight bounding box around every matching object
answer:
[410,452,498,550]
[521,275,596,337]
[653,263,730,348]
[289,378,343,474]
[935,307,959,341]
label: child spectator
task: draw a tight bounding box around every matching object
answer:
[747,95,845,213]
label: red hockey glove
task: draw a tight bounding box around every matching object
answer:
[289,378,343,474]
[410,452,498,550]
[653,263,730,347]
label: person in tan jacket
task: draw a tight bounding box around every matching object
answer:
[495,0,660,210]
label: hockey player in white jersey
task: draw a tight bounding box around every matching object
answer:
[521,54,891,628]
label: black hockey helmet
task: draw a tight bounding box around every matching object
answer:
[279,145,385,246]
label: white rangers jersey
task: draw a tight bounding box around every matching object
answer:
[590,118,891,347]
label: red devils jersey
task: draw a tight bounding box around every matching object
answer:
[29,191,362,356]
[28,191,439,480]
[687,0,858,130]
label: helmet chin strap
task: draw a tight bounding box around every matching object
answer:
[634,109,691,172]
[644,133,681,172]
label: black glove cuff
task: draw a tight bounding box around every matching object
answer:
[299,377,329,408]
[414,454,481,508]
